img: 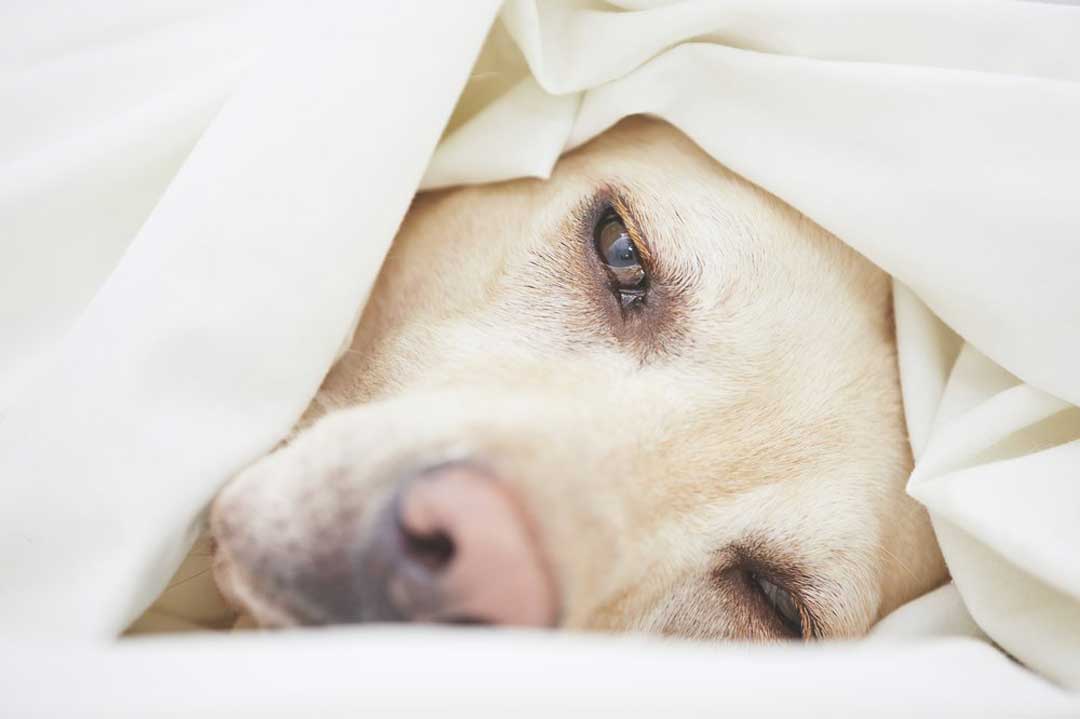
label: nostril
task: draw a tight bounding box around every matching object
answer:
[294,461,560,628]
[398,521,454,572]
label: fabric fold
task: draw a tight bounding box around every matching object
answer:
[0,0,1077,696]
[0,0,499,639]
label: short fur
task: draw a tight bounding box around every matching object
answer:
[210,117,946,640]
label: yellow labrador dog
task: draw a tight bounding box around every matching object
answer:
[209,116,946,641]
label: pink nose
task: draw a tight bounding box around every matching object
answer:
[284,463,558,627]
[387,465,557,626]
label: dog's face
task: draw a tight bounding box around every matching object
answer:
[211,117,945,641]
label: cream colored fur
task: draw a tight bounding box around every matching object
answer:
[206,117,946,640]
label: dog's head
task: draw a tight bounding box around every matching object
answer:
[211,117,945,641]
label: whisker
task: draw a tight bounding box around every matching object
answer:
[880,546,920,585]
[164,566,213,591]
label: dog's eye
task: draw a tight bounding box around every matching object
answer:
[750,572,805,638]
[593,210,646,307]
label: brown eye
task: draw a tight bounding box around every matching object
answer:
[750,572,806,638]
[593,211,647,304]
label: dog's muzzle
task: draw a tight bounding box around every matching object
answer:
[210,462,558,628]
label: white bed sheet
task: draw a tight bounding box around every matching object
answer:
[1,0,1079,713]
[5,631,1079,718]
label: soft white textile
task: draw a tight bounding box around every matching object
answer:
[1,0,500,637]
[4,632,1078,718]
[1,0,1079,712]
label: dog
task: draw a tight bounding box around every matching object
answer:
[209,116,946,641]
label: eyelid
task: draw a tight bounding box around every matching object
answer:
[606,194,654,269]
[750,570,814,640]
[754,569,818,640]
[721,545,821,640]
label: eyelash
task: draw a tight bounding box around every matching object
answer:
[723,551,818,641]
[746,570,811,639]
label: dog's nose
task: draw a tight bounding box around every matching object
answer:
[289,463,558,627]
[384,464,557,625]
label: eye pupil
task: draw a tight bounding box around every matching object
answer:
[605,230,637,267]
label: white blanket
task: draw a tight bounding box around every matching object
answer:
[1,0,1078,712]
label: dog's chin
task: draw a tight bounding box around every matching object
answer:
[210,535,299,630]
